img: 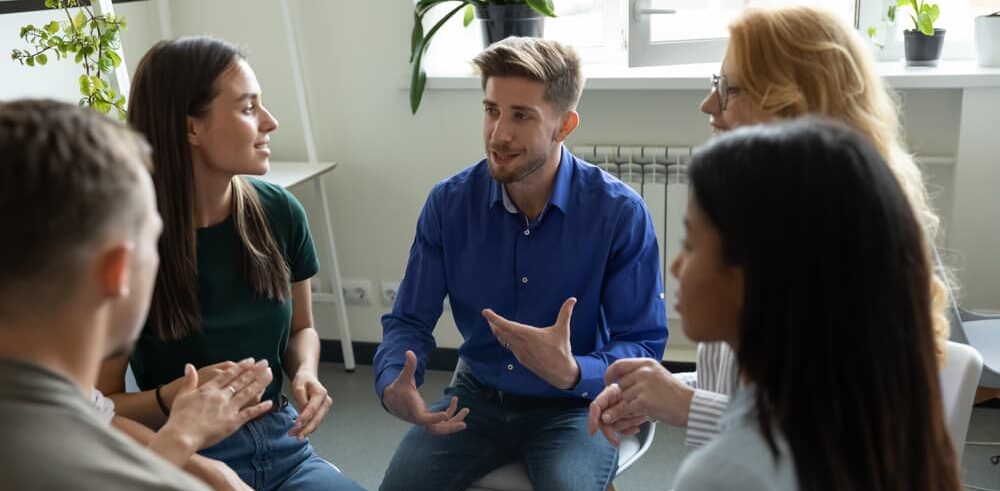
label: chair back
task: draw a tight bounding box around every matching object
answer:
[939,341,984,461]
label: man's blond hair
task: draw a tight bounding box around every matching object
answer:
[472,37,583,113]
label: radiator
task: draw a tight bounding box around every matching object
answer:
[573,144,695,355]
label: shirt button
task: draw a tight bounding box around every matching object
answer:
[582,392,589,397]
[523,229,530,236]
[507,364,514,371]
[521,277,528,284]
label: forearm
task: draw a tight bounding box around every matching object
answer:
[106,389,172,429]
[284,326,320,378]
[112,414,194,467]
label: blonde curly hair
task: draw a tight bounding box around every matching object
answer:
[727,6,952,361]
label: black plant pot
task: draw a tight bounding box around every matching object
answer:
[904,29,946,67]
[475,4,544,48]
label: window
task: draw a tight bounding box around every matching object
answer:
[630,0,856,66]
[417,0,1000,73]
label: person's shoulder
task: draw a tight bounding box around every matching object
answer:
[428,159,490,201]
[246,176,292,207]
[0,403,209,490]
[673,424,797,491]
[568,155,645,208]
[568,155,646,220]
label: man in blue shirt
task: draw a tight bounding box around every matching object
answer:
[375,37,668,491]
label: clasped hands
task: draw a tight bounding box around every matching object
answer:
[586,358,695,446]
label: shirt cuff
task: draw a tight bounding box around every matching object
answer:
[375,367,402,405]
[685,389,729,447]
[569,355,607,399]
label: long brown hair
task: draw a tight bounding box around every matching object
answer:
[726,6,953,361]
[128,37,289,340]
[690,118,960,491]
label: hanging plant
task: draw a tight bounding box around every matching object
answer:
[10,0,128,119]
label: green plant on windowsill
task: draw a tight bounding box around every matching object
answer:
[10,0,128,119]
[409,0,556,114]
[868,0,940,48]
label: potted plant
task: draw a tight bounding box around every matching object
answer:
[409,0,556,114]
[10,0,128,119]
[897,0,946,66]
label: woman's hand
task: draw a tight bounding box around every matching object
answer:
[289,370,332,440]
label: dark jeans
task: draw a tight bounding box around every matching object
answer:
[380,372,618,491]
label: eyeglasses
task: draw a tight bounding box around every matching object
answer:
[711,74,741,112]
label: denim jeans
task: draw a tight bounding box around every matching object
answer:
[199,402,364,491]
[379,372,618,491]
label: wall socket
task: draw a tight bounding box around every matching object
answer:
[341,279,372,305]
[379,281,400,307]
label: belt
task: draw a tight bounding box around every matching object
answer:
[457,371,589,410]
[250,394,289,422]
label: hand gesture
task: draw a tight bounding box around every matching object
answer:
[482,297,580,390]
[160,359,273,451]
[289,371,332,441]
[382,350,469,435]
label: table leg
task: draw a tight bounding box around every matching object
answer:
[313,176,356,372]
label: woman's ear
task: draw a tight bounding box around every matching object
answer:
[186,115,201,148]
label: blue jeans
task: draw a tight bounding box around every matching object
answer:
[200,402,365,491]
[380,372,618,491]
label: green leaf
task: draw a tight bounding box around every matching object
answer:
[94,99,111,114]
[867,26,877,38]
[73,10,87,30]
[90,75,104,90]
[463,4,474,27]
[917,12,934,35]
[44,0,55,8]
[36,53,48,65]
[26,57,35,67]
[927,3,939,24]
[107,49,121,67]
[410,11,424,63]
[524,0,557,17]
[44,21,60,35]
[79,74,90,96]
[410,65,427,114]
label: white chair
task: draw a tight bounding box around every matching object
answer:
[452,359,655,491]
[938,341,984,462]
[949,306,1000,390]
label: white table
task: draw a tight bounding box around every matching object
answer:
[259,161,355,372]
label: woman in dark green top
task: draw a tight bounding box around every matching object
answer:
[97,37,363,491]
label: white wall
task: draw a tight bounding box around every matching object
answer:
[4,0,995,353]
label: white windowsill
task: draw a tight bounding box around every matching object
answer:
[403,60,1000,91]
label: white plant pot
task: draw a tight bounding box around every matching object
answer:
[975,15,1000,67]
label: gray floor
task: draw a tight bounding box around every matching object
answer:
[308,363,1000,491]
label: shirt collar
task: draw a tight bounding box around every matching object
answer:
[489,144,574,215]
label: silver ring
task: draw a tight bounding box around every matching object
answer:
[228,385,237,395]
[504,342,511,350]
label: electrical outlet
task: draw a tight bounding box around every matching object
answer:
[341,279,372,305]
[380,281,400,307]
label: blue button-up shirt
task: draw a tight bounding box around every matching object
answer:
[374,146,667,400]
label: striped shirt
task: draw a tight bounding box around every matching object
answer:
[674,342,739,447]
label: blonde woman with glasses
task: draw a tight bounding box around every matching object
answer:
[590,3,953,454]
